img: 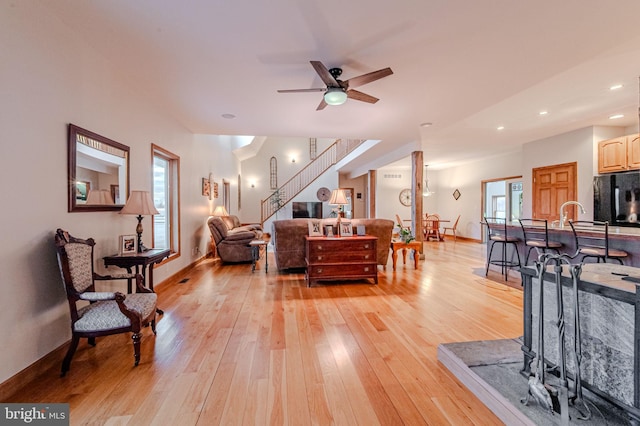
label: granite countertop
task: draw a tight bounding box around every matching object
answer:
[505,221,640,238]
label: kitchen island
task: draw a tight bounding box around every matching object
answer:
[486,223,640,275]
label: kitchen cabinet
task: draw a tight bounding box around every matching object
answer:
[598,133,640,173]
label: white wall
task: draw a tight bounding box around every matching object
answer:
[0,2,237,383]
[436,151,523,240]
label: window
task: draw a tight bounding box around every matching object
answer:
[270,156,277,189]
[152,144,180,258]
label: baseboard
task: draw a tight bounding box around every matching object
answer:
[0,255,209,398]
[0,343,68,401]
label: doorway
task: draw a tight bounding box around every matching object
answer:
[481,176,523,242]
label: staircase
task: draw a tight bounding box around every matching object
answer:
[261,138,364,223]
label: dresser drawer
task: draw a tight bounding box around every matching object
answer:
[307,239,375,255]
[307,250,374,264]
[306,263,377,278]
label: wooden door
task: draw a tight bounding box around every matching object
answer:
[532,162,577,222]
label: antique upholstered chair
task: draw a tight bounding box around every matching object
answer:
[54,229,157,376]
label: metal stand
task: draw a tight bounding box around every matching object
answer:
[521,252,591,423]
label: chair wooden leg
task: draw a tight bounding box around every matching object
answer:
[61,335,80,377]
[132,332,142,366]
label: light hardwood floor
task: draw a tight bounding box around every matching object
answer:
[6,240,523,425]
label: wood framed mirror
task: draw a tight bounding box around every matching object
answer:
[68,124,130,212]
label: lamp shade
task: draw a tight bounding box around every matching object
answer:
[329,189,348,205]
[85,189,114,205]
[324,88,347,106]
[120,190,159,215]
[212,206,229,216]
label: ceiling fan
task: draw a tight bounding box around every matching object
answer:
[277,61,393,110]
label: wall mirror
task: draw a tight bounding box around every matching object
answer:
[68,124,130,212]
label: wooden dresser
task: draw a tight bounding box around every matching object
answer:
[305,236,378,287]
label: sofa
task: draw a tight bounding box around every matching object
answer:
[271,218,394,271]
[207,215,263,263]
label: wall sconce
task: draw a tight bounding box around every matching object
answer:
[291,157,296,163]
[250,182,255,188]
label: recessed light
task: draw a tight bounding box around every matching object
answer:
[222,113,236,119]
[420,122,433,128]
[609,84,623,91]
[497,126,505,131]
[609,114,624,120]
[539,111,548,116]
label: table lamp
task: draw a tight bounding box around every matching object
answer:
[120,190,159,252]
[212,206,229,216]
[85,189,114,205]
[329,188,348,236]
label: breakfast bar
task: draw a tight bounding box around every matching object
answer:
[486,223,640,272]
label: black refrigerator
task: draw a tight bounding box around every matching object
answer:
[593,172,640,226]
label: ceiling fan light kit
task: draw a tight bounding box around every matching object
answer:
[324,88,347,105]
[278,60,393,110]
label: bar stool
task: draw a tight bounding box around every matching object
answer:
[568,220,628,264]
[484,217,521,281]
[518,218,563,265]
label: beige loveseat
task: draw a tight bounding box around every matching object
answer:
[207,215,263,263]
[271,218,394,271]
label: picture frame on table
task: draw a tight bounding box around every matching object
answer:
[119,234,137,255]
[340,221,353,237]
[308,219,323,237]
[324,225,334,238]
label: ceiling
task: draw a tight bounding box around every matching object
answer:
[42,0,640,174]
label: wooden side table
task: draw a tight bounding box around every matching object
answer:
[103,248,170,314]
[249,240,268,272]
[390,240,422,270]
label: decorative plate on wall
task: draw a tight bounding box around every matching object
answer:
[317,187,331,201]
[399,188,412,206]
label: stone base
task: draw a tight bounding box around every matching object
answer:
[438,339,631,425]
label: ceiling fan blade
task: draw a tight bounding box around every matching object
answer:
[345,67,393,89]
[347,89,379,104]
[277,88,325,93]
[310,61,340,87]
[316,98,328,111]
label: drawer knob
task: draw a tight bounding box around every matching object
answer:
[364,267,369,272]
[317,256,322,261]
[317,268,323,273]
[317,245,323,250]
[364,244,370,249]
[364,255,370,259]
